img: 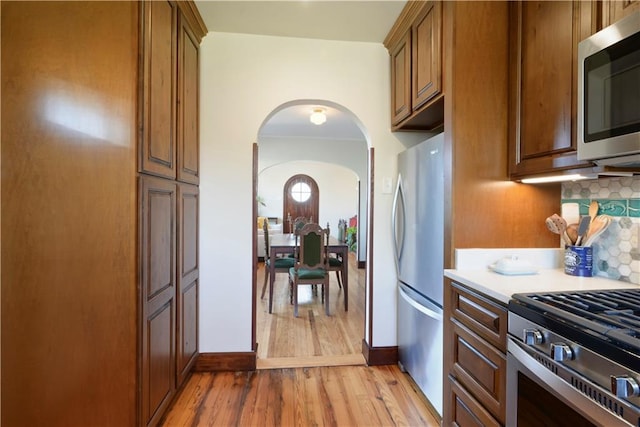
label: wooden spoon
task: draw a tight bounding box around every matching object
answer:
[566,223,579,245]
[588,200,599,223]
[583,215,611,246]
[545,214,572,246]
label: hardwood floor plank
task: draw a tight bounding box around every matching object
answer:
[256,253,366,364]
[161,366,441,426]
[160,254,441,426]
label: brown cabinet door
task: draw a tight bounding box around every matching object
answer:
[140,0,177,179]
[446,377,502,427]
[390,30,412,125]
[412,1,442,110]
[140,176,177,427]
[177,13,200,184]
[177,183,199,386]
[508,1,595,178]
[450,320,507,423]
[604,0,640,26]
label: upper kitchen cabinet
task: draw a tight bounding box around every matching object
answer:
[177,13,201,184]
[603,0,640,26]
[385,1,444,131]
[140,0,177,180]
[141,0,205,184]
[508,1,601,180]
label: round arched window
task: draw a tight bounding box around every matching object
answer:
[290,182,311,202]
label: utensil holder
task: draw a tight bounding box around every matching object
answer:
[564,245,593,277]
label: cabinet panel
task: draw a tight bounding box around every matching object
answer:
[141,0,177,179]
[140,176,177,427]
[448,377,502,427]
[520,1,573,157]
[145,301,175,426]
[178,279,198,384]
[509,1,596,178]
[145,180,177,298]
[450,282,507,352]
[604,0,640,26]
[450,320,506,423]
[412,1,442,109]
[177,182,199,385]
[390,31,412,125]
[177,13,200,184]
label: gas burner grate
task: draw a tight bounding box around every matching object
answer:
[523,289,640,352]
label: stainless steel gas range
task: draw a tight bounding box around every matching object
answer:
[506,289,640,426]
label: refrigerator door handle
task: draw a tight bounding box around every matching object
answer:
[391,173,405,272]
[398,286,443,322]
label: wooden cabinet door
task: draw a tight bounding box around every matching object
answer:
[140,176,177,427]
[177,13,200,184]
[604,0,640,26]
[390,30,412,125]
[177,183,199,386]
[446,377,502,427]
[450,320,507,423]
[412,1,442,110]
[508,1,595,178]
[140,0,177,179]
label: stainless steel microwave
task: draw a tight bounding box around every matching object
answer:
[577,11,640,166]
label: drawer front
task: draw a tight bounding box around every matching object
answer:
[450,319,506,424]
[447,376,502,427]
[450,282,507,351]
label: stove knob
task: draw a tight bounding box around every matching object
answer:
[550,343,573,362]
[611,375,640,398]
[523,329,543,345]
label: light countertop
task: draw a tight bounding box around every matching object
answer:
[444,248,640,305]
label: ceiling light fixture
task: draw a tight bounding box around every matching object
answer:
[309,108,327,125]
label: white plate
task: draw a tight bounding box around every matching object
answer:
[488,263,539,276]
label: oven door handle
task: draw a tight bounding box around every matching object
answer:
[507,338,632,427]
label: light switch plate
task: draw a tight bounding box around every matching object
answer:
[383,177,392,194]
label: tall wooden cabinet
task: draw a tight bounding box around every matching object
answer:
[139,1,204,426]
[1,2,206,426]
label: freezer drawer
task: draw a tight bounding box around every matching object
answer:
[398,285,443,416]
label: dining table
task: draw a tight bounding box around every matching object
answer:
[268,233,349,314]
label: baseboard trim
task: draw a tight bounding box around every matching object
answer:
[194,351,257,371]
[357,261,366,269]
[361,339,398,366]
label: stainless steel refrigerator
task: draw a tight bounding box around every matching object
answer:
[392,133,444,416]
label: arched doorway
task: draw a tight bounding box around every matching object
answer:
[253,100,370,369]
[283,174,319,232]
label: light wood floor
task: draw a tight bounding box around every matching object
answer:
[255,253,366,369]
[160,365,441,426]
[159,254,442,426]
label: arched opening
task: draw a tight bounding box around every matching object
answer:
[253,99,370,368]
[283,174,319,232]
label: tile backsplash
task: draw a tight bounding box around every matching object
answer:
[562,176,639,285]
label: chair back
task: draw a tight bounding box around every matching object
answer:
[263,220,270,258]
[296,223,328,270]
[292,216,310,235]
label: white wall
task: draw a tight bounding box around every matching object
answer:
[258,160,358,236]
[199,32,410,352]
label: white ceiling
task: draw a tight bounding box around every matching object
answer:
[194,0,406,139]
[194,1,406,43]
